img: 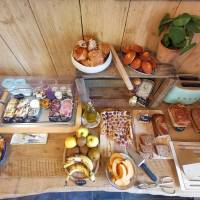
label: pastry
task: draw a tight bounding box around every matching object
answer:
[73,47,88,61]
[140,134,155,145]
[149,58,157,69]
[99,43,110,56]
[88,39,97,51]
[101,110,132,146]
[130,58,141,69]
[122,51,136,65]
[129,44,143,53]
[141,61,153,74]
[191,108,200,131]
[83,35,93,42]
[3,98,18,123]
[80,59,90,67]
[168,104,191,127]
[139,51,151,61]
[152,114,168,137]
[121,47,130,54]
[77,40,87,48]
[88,50,104,66]
[155,144,170,157]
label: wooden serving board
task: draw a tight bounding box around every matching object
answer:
[132,110,172,160]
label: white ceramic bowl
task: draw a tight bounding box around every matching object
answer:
[71,51,112,74]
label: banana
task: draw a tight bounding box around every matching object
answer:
[89,171,95,182]
[66,155,94,172]
[63,160,76,169]
[68,163,89,178]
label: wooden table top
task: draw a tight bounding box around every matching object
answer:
[0,103,200,199]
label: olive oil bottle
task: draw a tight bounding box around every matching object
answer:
[82,101,100,128]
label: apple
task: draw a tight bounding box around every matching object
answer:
[76,127,89,138]
[65,136,77,149]
[86,135,99,148]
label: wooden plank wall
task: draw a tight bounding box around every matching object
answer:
[0,0,199,80]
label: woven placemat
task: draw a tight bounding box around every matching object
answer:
[0,159,65,177]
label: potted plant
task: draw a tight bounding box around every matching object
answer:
[157,13,200,63]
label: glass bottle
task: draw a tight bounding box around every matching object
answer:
[82,101,100,128]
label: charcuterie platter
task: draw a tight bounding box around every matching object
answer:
[0,78,82,133]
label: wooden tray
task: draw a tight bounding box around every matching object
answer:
[132,110,172,159]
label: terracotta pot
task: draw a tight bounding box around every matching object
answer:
[156,41,179,63]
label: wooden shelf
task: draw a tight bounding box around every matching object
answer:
[77,62,177,79]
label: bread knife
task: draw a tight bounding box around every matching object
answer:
[127,147,158,182]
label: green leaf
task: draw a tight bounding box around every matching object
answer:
[160,13,172,26]
[159,13,172,35]
[191,15,200,26]
[186,20,200,34]
[180,42,196,54]
[173,13,191,26]
[169,26,186,46]
[159,25,165,35]
[176,39,187,48]
[161,33,170,47]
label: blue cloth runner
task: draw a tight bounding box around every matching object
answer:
[4,192,193,200]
